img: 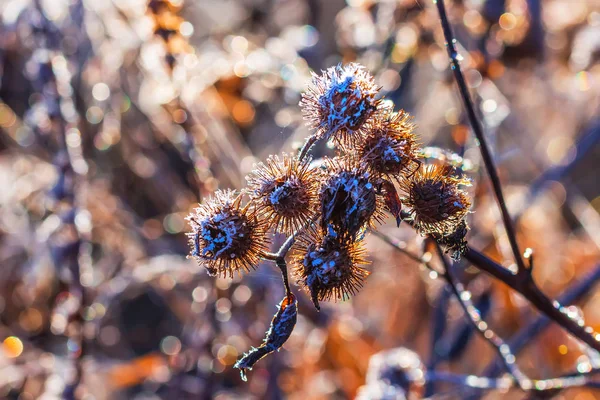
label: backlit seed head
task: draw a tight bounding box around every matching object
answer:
[186,190,268,277]
[319,157,385,238]
[245,153,319,235]
[300,63,381,146]
[400,164,471,235]
[356,110,419,180]
[293,228,369,309]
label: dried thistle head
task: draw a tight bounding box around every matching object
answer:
[300,63,381,146]
[186,190,268,277]
[319,157,385,238]
[293,228,369,309]
[356,110,419,180]
[400,164,471,235]
[245,153,319,235]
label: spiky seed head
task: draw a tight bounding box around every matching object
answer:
[186,190,268,277]
[245,153,319,235]
[293,228,369,309]
[319,157,385,238]
[357,110,419,180]
[299,63,381,146]
[400,164,471,235]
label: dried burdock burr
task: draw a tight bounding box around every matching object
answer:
[319,157,385,238]
[186,190,268,277]
[355,109,419,180]
[292,228,369,310]
[245,153,319,235]
[186,62,479,382]
[400,164,471,235]
[299,63,381,147]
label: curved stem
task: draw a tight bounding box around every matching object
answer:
[434,244,527,389]
[484,263,600,378]
[382,211,600,351]
[297,135,319,161]
[372,231,600,391]
[463,248,600,352]
[425,371,599,392]
[434,0,526,275]
[263,219,315,297]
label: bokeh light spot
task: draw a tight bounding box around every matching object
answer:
[3,336,23,358]
[161,336,182,356]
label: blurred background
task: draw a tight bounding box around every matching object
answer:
[0,0,599,399]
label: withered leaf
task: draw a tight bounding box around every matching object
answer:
[380,179,402,227]
[235,293,298,381]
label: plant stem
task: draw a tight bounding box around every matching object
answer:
[434,0,526,275]
[373,230,600,391]
[396,208,600,351]
[463,248,600,352]
[425,371,599,392]
[298,135,319,161]
[483,262,600,378]
[434,244,527,388]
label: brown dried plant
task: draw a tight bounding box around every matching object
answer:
[399,163,471,236]
[187,62,473,379]
[187,48,600,390]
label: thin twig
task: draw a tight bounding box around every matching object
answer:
[393,208,600,351]
[298,135,319,161]
[373,230,600,392]
[263,221,314,296]
[463,247,600,352]
[434,0,526,275]
[425,371,599,392]
[370,229,440,273]
[434,243,528,389]
[373,229,525,385]
[483,262,600,378]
